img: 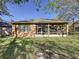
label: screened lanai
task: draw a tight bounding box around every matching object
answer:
[36,23,68,35]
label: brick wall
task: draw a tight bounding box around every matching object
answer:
[12,24,36,37]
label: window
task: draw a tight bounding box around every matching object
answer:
[19,25,30,32]
[75,27,79,31]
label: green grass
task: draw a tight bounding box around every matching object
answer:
[0,36,79,59]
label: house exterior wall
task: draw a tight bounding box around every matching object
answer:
[12,24,36,37]
[12,23,68,37]
[74,23,79,27]
[69,23,79,33]
[74,23,79,32]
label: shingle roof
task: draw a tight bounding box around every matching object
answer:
[12,19,68,24]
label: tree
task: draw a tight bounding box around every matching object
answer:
[0,0,79,20]
[57,0,79,33]
[57,0,79,20]
[0,0,60,16]
[0,0,29,16]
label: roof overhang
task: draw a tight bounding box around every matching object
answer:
[12,19,68,25]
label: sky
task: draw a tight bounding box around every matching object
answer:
[1,0,57,22]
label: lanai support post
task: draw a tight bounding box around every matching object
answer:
[67,24,69,35]
[48,24,50,37]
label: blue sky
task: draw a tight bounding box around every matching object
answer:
[1,0,57,21]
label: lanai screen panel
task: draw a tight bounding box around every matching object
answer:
[36,23,67,35]
[36,24,48,34]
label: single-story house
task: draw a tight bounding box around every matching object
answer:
[12,19,69,37]
[0,22,12,36]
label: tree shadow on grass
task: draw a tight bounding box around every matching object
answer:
[1,37,79,59]
[2,39,17,59]
[2,39,27,59]
[37,40,79,59]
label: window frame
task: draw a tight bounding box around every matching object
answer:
[19,25,30,32]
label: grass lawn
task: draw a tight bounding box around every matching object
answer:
[0,35,79,59]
